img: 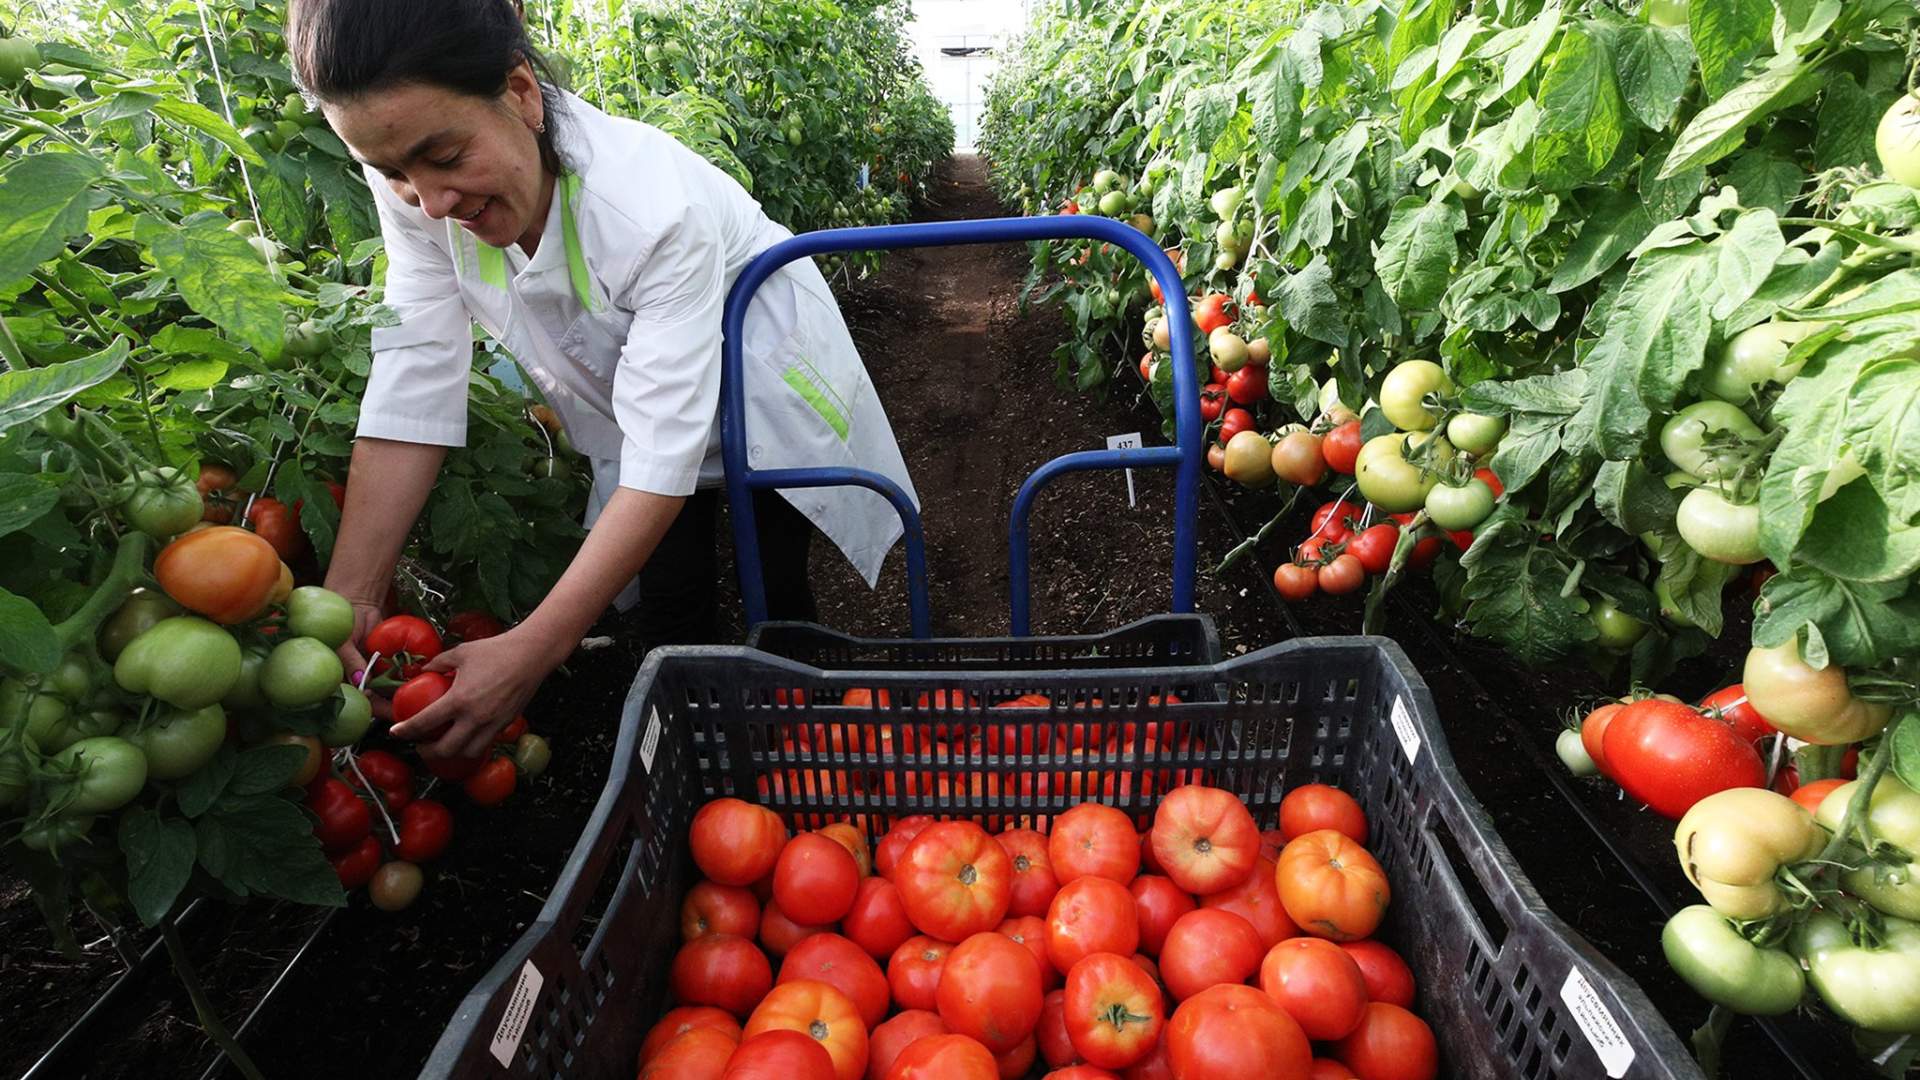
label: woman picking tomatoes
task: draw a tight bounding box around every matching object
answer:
[286,0,916,762]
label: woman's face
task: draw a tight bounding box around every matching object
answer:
[325,62,551,250]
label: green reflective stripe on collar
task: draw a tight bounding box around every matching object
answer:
[475,243,508,289]
[781,365,850,441]
[559,173,600,312]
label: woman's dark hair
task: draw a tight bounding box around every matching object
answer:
[286,0,570,175]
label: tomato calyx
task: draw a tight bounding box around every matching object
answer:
[1096,1002,1155,1031]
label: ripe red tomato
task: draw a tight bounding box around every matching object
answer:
[1308,1060,1356,1080]
[1049,803,1140,884]
[246,497,308,561]
[197,463,242,523]
[1332,1002,1437,1080]
[306,777,371,853]
[1278,785,1368,845]
[1045,1068,1121,1080]
[1128,875,1197,956]
[1046,876,1140,973]
[1064,952,1165,1069]
[1791,777,1848,813]
[1122,1034,1172,1080]
[394,798,451,862]
[1276,831,1389,942]
[759,899,829,958]
[446,609,506,642]
[462,754,516,806]
[998,828,1062,918]
[1217,408,1255,447]
[693,798,789,887]
[328,835,380,888]
[391,671,452,726]
[845,876,915,959]
[1698,684,1777,746]
[744,980,869,1080]
[1159,909,1263,1001]
[684,881,762,941]
[494,714,528,745]
[897,822,1013,942]
[877,815,936,880]
[999,915,1060,990]
[1140,354,1156,383]
[1579,703,1625,777]
[867,1011,948,1080]
[1259,937,1368,1040]
[780,933,891,1029]
[1317,554,1366,596]
[1150,785,1259,896]
[365,614,442,677]
[1226,365,1268,405]
[348,749,413,811]
[1321,422,1363,475]
[1337,941,1415,1007]
[938,931,1045,1054]
[1166,984,1311,1080]
[888,935,952,1011]
[671,934,774,1019]
[1273,563,1317,602]
[1193,294,1235,335]
[1038,989,1079,1068]
[1602,698,1766,819]
[1199,856,1297,948]
[727,1030,837,1080]
[643,1007,744,1065]
[885,1034,998,1080]
[1310,501,1365,543]
[643,1027,739,1080]
[1345,524,1399,575]
[817,823,872,878]
[776,833,862,925]
[1199,384,1226,422]
[422,748,484,782]
[995,1035,1037,1080]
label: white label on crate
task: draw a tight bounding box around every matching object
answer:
[640,706,662,775]
[489,960,544,1066]
[1389,696,1421,763]
[1107,432,1141,507]
[1560,968,1636,1078]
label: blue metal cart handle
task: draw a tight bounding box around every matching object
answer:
[721,215,1201,638]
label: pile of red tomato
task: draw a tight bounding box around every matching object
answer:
[645,784,1438,1080]
[311,612,552,911]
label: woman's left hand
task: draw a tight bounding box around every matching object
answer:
[388,624,562,761]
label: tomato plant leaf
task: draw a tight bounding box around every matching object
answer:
[0,339,129,435]
[1593,459,1681,537]
[175,745,237,819]
[118,808,197,927]
[1707,208,1787,321]
[1482,3,1562,100]
[0,586,59,675]
[1375,194,1464,310]
[136,214,287,359]
[1566,243,1715,457]
[1689,0,1773,99]
[1274,254,1344,349]
[1760,328,1866,564]
[0,152,105,289]
[1814,75,1883,171]
[1841,357,1920,525]
[0,475,60,541]
[195,793,345,907]
[1724,243,1842,331]
[1797,480,1920,584]
[229,743,310,797]
[150,97,264,167]
[1532,25,1625,188]
[1548,188,1654,294]
[1660,59,1818,177]
[1752,568,1920,668]
[1889,713,1920,801]
[1459,506,1594,664]
[1609,22,1694,132]
[1658,546,1739,638]
[1251,49,1303,161]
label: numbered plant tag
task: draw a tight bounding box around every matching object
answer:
[1107,432,1142,507]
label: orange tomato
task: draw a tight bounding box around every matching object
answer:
[1275,832,1389,942]
[745,980,870,1080]
[643,1027,739,1080]
[642,1007,743,1065]
[153,526,281,624]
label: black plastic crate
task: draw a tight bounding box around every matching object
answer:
[744,613,1220,669]
[423,638,1695,1080]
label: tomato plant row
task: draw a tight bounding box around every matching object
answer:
[651,784,1435,1080]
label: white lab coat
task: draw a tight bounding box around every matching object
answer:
[357,91,915,588]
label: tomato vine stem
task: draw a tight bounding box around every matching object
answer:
[161,916,268,1080]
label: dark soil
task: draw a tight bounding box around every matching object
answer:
[2,154,1874,1079]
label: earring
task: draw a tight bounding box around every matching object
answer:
[536,120,547,134]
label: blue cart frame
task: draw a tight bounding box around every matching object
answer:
[721,216,1202,638]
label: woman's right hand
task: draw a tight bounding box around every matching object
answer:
[339,599,394,720]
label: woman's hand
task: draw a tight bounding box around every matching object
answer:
[337,599,393,719]
[387,623,565,761]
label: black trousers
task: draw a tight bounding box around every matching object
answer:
[633,488,817,649]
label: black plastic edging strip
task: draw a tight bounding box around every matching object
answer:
[20,898,207,1080]
[196,905,338,1080]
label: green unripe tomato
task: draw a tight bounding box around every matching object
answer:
[1556,729,1599,776]
[1676,487,1763,565]
[226,218,261,238]
[1445,412,1506,455]
[49,736,148,814]
[273,119,304,148]
[283,319,334,360]
[1702,322,1819,402]
[248,235,280,265]
[124,704,227,780]
[20,814,96,853]
[1791,912,1920,1032]
[1092,169,1120,194]
[1379,360,1453,431]
[1097,190,1127,216]
[514,732,552,777]
[224,646,271,710]
[118,466,204,540]
[1589,598,1649,651]
[261,637,346,709]
[1663,905,1804,1015]
[42,708,125,753]
[286,587,355,649]
[1354,432,1452,513]
[0,38,43,85]
[3,678,70,746]
[114,616,242,709]
[321,684,373,748]
[282,92,314,124]
[0,743,28,807]
[1646,0,1690,30]
[1209,186,1244,218]
[1876,94,1920,190]
[1659,401,1763,481]
[1423,478,1496,531]
[99,589,184,662]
